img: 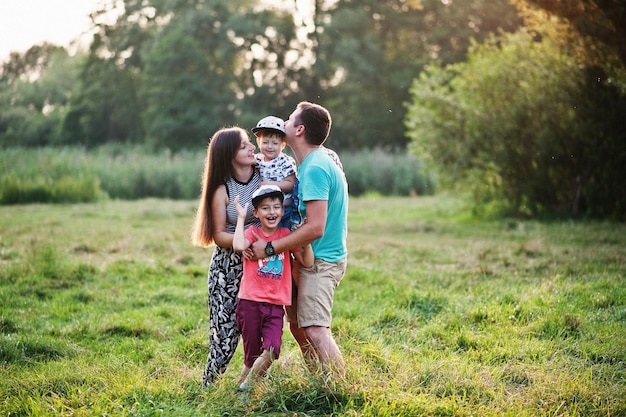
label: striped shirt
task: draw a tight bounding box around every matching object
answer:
[224,169,262,234]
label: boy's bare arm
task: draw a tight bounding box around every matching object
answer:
[261,173,295,194]
[232,195,251,252]
[294,244,314,268]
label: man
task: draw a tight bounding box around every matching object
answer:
[249,101,348,377]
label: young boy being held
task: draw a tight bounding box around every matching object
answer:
[252,116,300,229]
[232,185,314,390]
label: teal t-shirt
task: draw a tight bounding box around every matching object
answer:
[298,149,348,262]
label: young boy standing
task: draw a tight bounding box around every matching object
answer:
[232,185,314,390]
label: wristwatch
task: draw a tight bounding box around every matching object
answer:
[265,241,275,256]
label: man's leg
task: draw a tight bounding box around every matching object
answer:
[289,322,318,368]
[286,269,319,367]
[304,325,344,378]
[297,259,347,379]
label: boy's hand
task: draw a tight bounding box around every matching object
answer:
[292,217,307,230]
[234,195,249,218]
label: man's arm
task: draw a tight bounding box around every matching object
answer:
[249,199,327,258]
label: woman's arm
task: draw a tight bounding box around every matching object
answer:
[211,185,234,248]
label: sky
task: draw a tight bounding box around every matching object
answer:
[0,0,102,62]
[0,1,312,63]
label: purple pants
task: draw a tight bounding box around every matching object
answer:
[236,298,285,367]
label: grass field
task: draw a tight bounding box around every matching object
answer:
[1,195,625,416]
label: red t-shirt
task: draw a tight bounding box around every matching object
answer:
[238,226,293,306]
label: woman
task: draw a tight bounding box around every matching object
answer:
[191,126,262,386]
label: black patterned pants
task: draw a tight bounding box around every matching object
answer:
[202,246,243,386]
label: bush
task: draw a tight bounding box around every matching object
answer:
[406,29,626,220]
[0,146,433,204]
[0,174,103,204]
[92,145,203,200]
[342,148,435,197]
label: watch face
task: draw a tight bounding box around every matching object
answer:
[265,242,275,256]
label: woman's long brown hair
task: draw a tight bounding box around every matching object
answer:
[191,127,245,247]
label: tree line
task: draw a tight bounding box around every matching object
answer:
[1,0,624,218]
[0,0,522,150]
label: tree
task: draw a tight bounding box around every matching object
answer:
[2,0,546,152]
[62,33,144,147]
[63,0,301,149]
[308,0,522,150]
[522,0,626,69]
[0,43,66,86]
[0,44,82,147]
[140,22,214,149]
[60,0,157,147]
[406,28,626,219]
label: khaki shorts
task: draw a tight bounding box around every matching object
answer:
[285,258,347,328]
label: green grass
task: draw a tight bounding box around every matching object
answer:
[1,195,625,416]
